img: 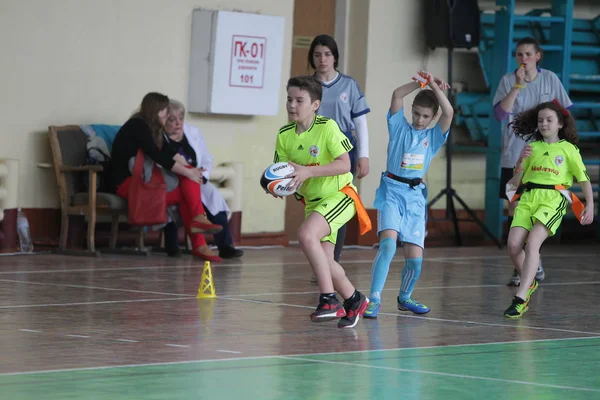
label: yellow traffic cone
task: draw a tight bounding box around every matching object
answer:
[197,261,216,298]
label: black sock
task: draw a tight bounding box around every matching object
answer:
[320,293,336,302]
[344,290,360,305]
[514,295,526,303]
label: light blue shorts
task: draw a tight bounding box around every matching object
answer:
[373,175,427,248]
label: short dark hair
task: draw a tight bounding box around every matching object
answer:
[413,90,439,115]
[516,36,543,65]
[307,34,339,70]
[286,75,322,103]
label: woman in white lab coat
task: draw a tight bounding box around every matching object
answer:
[161,99,243,259]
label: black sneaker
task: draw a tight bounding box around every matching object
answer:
[338,292,369,329]
[166,246,182,258]
[163,222,181,258]
[310,296,346,322]
[503,296,529,319]
[219,245,244,259]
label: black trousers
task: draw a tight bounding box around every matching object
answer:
[334,141,357,262]
[205,208,232,249]
[164,207,232,250]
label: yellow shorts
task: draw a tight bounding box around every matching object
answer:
[304,191,356,244]
[511,189,568,236]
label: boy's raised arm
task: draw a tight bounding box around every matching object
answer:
[426,75,454,133]
[390,81,421,115]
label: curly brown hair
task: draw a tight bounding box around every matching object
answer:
[508,101,578,145]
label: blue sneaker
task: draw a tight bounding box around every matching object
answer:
[397,297,430,314]
[363,301,380,319]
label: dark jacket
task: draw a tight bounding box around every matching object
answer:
[111,117,176,189]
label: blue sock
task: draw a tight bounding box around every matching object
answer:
[399,257,423,302]
[368,237,397,303]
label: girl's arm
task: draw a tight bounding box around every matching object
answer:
[496,67,525,118]
[497,86,522,117]
[506,145,532,198]
[173,153,190,167]
[353,115,370,179]
[171,163,202,182]
[579,180,595,225]
[506,169,523,190]
[353,114,369,159]
[568,145,594,224]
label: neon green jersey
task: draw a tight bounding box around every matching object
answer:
[273,115,353,200]
[522,140,589,187]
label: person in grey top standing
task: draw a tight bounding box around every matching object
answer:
[492,36,572,286]
[308,34,371,272]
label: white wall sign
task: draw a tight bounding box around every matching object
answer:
[229,35,266,88]
[188,10,285,116]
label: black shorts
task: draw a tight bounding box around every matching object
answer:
[499,167,514,199]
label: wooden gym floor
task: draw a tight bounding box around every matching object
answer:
[0,244,599,399]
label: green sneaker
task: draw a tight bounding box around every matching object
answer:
[504,296,529,319]
[526,279,539,302]
[364,302,380,319]
[398,297,430,314]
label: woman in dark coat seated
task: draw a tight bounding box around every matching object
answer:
[112,92,223,262]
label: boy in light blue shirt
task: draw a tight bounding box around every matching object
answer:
[364,71,453,318]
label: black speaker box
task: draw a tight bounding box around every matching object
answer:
[425,0,481,49]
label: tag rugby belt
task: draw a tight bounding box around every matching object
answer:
[385,171,423,189]
[510,181,585,222]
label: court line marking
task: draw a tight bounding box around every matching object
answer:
[18,329,42,333]
[1,335,598,377]
[276,355,600,393]
[224,297,600,336]
[220,281,600,298]
[2,280,600,309]
[0,297,193,310]
[428,259,512,267]
[166,344,191,348]
[0,279,192,297]
[16,329,142,344]
[431,258,600,273]
[216,350,242,354]
[0,253,595,275]
[0,259,374,275]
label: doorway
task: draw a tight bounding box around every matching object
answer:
[285,0,337,242]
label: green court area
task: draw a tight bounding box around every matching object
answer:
[2,337,599,400]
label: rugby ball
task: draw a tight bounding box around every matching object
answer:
[260,162,297,197]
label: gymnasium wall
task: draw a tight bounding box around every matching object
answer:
[0,0,598,239]
[0,0,293,235]
[360,0,600,211]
